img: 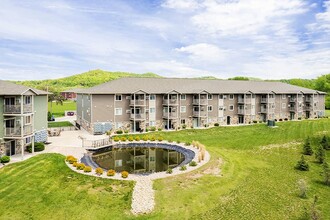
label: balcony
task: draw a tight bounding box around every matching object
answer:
[193,111,207,117]
[289,107,296,112]
[4,104,32,114]
[260,107,267,113]
[4,124,33,137]
[237,108,245,114]
[192,99,207,105]
[305,97,313,102]
[289,97,296,102]
[130,113,145,120]
[305,106,313,111]
[130,100,146,106]
[163,112,178,119]
[163,99,178,105]
[261,97,275,103]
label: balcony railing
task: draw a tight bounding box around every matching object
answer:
[4,104,32,114]
[261,98,275,103]
[289,98,296,102]
[163,99,178,105]
[193,111,207,117]
[289,107,296,111]
[305,97,313,102]
[4,124,33,137]
[130,100,146,106]
[237,108,244,114]
[163,112,178,119]
[261,107,267,113]
[305,106,313,111]
[130,113,145,120]
[192,99,207,105]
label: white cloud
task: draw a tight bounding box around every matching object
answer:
[162,0,200,11]
[175,43,227,62]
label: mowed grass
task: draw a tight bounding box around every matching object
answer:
[48,121,73,127]
[1,120,330,219]
[0,154,134,220]
[48,101,76,117]
[326,109,330,116]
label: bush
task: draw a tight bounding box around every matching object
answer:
[135,136,140,141]
[113,136,120,142]
[157,136,164,142]
[168,140,173,143]
[124,130,129,134]
[128,136,134,142]
[180,165,187,171]
[297,179,308,198]
[166,168,173,174]
[184,142,191,146]
[145,128,149,132]
[142,136,148,141]
[73,162,78,167]
[66,155,74,162]
[1,155,10,163]
[76,163,86,170]
[189,161,197,166]
[295,155,309,171]
[176,140,181,144]
[84,166,92,172]
[182,124,187,129]
[27,142,45,153]
[149,126,156,131]
[120,136,127,142]
[253,120,258,123]
[150,136,156,141]
[157,128,162,131]
[67,156,77,164]
[107,169,116,176]
[214,123,219,127]
[279,119,283,121]
[320,135,330,150]
[302,137,313,155]
[315,145,326,163]
[116,130,123,134]
[121,171,129,178]
[95,167,104,175]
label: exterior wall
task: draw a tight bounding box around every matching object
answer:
[76,94,92,131]
[34,95,48,132]
[0,96,3,138]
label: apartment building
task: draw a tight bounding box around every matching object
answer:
[76,78,326,134]
[0,80,49,157]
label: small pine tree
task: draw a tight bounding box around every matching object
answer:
[320,135,330,150]
[315,145,326,164]
[297,179,308,198]
[310,196,321,220]
[322,161,330,186]
[302,137,313,155]
[296,155,309,171]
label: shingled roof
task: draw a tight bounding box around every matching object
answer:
[0,80,50,95]
[77,78,325,95]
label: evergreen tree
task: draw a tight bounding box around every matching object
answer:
[320,135,329,150]
[315,145,326,164]
[302,137,313,155]
[295,155,309,171]
[322,161,330,186]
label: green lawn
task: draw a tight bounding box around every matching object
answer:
[48,101,76,118]
[1,119,330,219]
[48,121,73,127]
[326,109,330,116]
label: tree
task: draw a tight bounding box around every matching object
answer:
[315,145,326,164]
[322,161,330,186]
[320,135,330,150]
[302,137,313,155]
[295,155,309,171]
[297,179,308,198]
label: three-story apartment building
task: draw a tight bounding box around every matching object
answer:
[0,80,49,157]
[76,78,326,134]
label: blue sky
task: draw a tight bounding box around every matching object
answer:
[0,0,329,80]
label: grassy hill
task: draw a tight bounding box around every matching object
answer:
[16,69,162,92]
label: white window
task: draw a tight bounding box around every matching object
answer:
[149,107,155,113]
[24,96,31,105]
[269,94,274,98]
[115,95,122,101]
[115,160,122,167]
[282,103,286,109]
[25,137,31,144]
[229,95,234,100]
[149,156,155,162]
[180,94,186,100]
[149,121,156,126]
[282,94,286,99]
[115,108,122,115]
[219,94,223,99]
[208,94,213,100]
[229,105,234,111]
[181,119,186,124]
[180,106,186,113]
[25,115,31,124]
[149,94,156,100]
[208,105,213,112]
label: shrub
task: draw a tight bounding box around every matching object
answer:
[1,156,10,163]
[149,126,156,131]
[150,136,156,141]
[73,162,78,167]
[95,167,104,175]
[142,135,148,141]
[120,136,127,142]
[176,140,181,144]
[214,123,219,127]
[180,165,187,171]
[279,118,283,121]
[295,155,309,171]
[113,136,120,142]
[157,128,162,131]
[135,136,140,141]
[298,117,302,120]
[320,135,330,150]
[121,171,129,178]
[27,142,45,153]
[302,137,313,156]
[76,163,86,170]
[68,156,77,164]
[185,142,191,146]
[157,136,164,142]
[166,168,173,174]
[182,124,187,129]
[128,136,134,142]
[315,145,326,163]
[297,179,308,198]
[145,128,149,132]
[84,166,92,172]
[189,161,198,166]
[107,169,116,176]
[66,155,74,162]
[253,120,258,123]
[124,130,129,134]
[168,139,173,143]
[116,130,123,134]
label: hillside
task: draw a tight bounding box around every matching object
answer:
[16,69,162,92]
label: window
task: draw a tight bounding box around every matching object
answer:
[87,95,90,101]
[24,96,31,105]
[115,95,122,101]
[149,107,155,113]
[115,160,122,167]
[115,122,123,129]
[229,95,234,100]
[180,106,186,113]
[208,105,213,112]
[180,94,186,100]
[282,103,286,109]
[149,94,156,100]
[229,105,234,111]
[208,94,213,100]
[26,137,31,144]
[252,94,256,98]
[282,94,286,99]
[25,115,31,124]
[115,108,122,115]
[149,156,155,162]
[219,94,223,99]
[181,119,186,124]
[149,121,156,126]
[269,94,274,98]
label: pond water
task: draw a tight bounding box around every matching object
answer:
[92,146,185,173]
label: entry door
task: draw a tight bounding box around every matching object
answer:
[306,112,310,118]
[238,116,244,124]
[193,118,198,127]
[290,112,295,120]
[6,141,16,156]
[227,116,231,125]
[135,122,141,132]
